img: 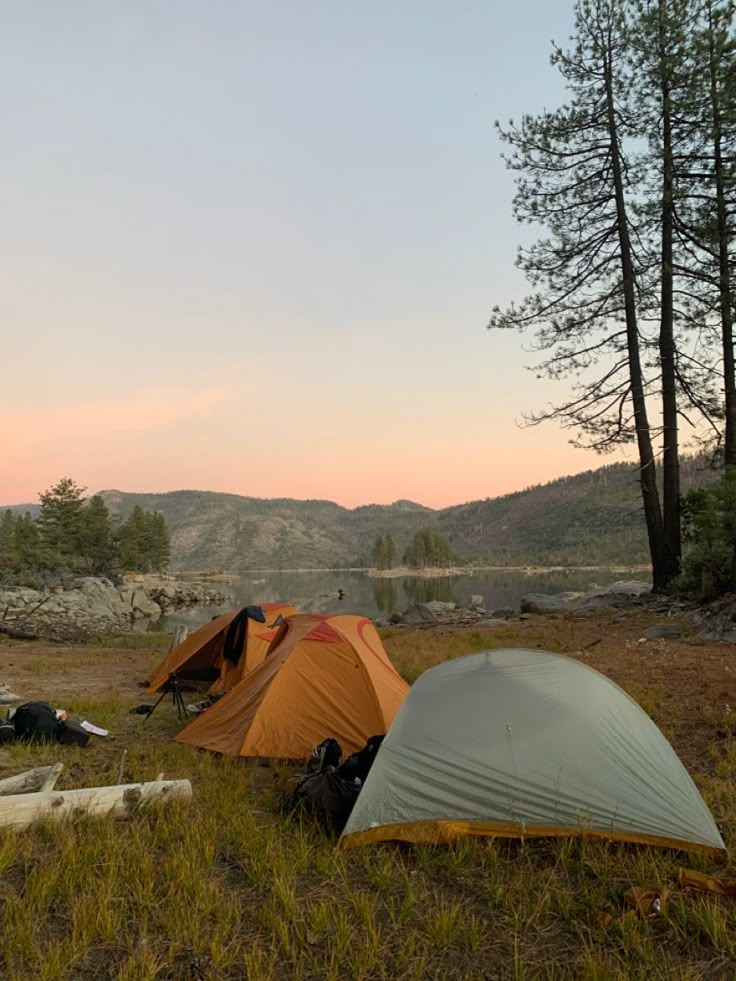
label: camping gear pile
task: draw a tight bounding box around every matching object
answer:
[0,701,107,747]
[284,735,385,833]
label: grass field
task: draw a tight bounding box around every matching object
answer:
[0,615,735,979]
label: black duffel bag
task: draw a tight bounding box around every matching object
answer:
[57,719,90,747]
[289,768,361,834]
[0,721,16,744]
[12,702,60,742]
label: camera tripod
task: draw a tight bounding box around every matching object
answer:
[144,672,188,722]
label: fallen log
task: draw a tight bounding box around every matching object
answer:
[0,623,38,640]
[0,764,64,796]
[0,778,192,830]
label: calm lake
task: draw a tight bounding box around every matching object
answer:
[156,567,649,631]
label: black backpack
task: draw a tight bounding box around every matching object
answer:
[12,702,60,742]
[287,735,385,834]
[336,735,384,785]
[307,737,342,774]
[289,768,361,834]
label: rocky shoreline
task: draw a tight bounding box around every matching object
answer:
[376,580,736,643]
[2,574,734,646]
[0,574,231,641]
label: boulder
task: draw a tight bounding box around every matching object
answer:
[129,590,162,619]
[520,594,569,615]
[579,581,651,604]
[72,579,128,618]
[640,623,682,640]
[0,587,42,608]
[424,601,456,615]
[568,580,652,618]
[695,601,736,642]
[470,595,484,609]
[569,602,616,619]
[401,604,439,626]
[491,607,516,619]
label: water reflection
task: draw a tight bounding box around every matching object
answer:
[401,576,455,605]
[372,577,397,613]
[155,567,648,631]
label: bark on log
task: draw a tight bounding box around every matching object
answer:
[0,779,192,830]
[0,624,39,640]
[0,764,64,796]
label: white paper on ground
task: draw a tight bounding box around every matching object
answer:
[80,720,109,737]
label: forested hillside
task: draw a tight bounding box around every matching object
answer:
[20,457,701,571]
[6,458,716,571]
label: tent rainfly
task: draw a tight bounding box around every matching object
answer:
[175,613,409,760]
[340,649,725,855]
[146,603,297,695]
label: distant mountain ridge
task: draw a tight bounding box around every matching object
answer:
[5,457,715,570]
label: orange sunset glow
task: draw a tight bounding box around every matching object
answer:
[1,0,622,511]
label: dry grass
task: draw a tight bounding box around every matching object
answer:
[0,621,734,979]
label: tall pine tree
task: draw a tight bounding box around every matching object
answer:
[37,477,86,567]
[489,0,669,588]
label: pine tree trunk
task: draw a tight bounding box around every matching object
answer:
[707,2,736,466]
[604,51,666,590]
[658,0,681,586]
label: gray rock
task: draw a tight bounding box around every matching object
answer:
[388,612,403,625]
[696,601,736,642]
[567,581,651,618]
[130,590,162,619]
[570,600,616,618]
[401,603,439,626]
[477,618,508,628]
[582,580,651,603]
[424,601,456,615]
[491,607,516,619]
[640,623,682,640]
[76,576,113,590]
[470,595,484,609]
[520,594,569,615]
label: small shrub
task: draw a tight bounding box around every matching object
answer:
[678,468,736,600]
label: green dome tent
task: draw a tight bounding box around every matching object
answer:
[341,649,725,855]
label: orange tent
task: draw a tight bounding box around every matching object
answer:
[146,603,297,695]
[175,613,409,759]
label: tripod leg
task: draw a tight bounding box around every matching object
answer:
[174,686,188,720]
[144,687,170,723]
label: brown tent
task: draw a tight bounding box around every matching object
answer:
[146,603,297,695]
[174,613,409,759]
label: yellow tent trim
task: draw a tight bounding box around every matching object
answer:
[340,819,726,856]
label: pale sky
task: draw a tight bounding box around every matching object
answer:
[2,0,629,509]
